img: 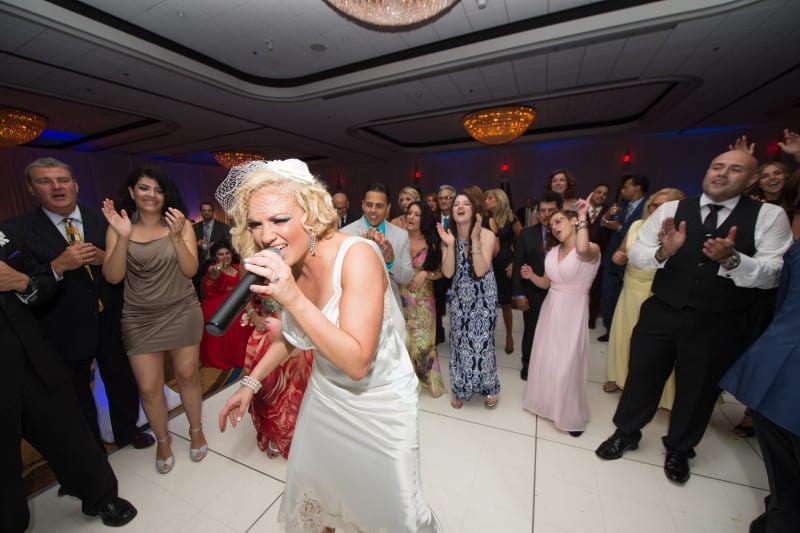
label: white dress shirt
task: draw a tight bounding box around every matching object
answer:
[629,194,793,289]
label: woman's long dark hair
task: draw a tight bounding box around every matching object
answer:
[407,200,442,273]
[448,192,482,280]
[117,166,188,216]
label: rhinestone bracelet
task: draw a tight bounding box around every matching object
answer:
[240,375,262,395]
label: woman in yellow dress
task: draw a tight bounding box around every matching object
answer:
[604,188,684,410]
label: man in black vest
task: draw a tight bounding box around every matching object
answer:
[595,150,793,483]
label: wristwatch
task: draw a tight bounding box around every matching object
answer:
[722,252,741,270]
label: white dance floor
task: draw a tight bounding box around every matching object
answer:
[27,310,767,532]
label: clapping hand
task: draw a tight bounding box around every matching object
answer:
[101,198,132,238]
[657,217,687,256]
[164,207,186,237]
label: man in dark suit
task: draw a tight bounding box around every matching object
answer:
[597,174,649,341]
[193,201,231,297]
[434,184,456,344]
[332,192,358,228]
[512,192,563,380]
[595,150,793,484]
[587,184,612,329]
[10,157,151,450]
[0,222,137,531]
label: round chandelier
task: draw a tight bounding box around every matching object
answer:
[324,0,460,29]
[0,107,47,147]
[463,106,536,145]
[213,151,265,168]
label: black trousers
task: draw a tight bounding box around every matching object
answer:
[601,266,623,331]
[750,411,800,532]
[65,322,140,447]
[520,299,544,373]
[588,265,603,326]
[433,277,451,340]
[1,363,118,533]
[613,297,748,451]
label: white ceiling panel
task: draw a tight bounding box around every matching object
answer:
[0,12,43,51]
[0,0,797,162]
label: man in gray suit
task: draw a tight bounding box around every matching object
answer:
[341,183,413,308]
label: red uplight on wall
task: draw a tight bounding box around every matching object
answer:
[415,170,421,179]
[501,163,509,172]
[622,153,631,163]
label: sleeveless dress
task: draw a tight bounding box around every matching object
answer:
[606,221,675,409]
[449,237,500,401]
[492,216,517,305]
[121,236,202,355]
[523,247,600,432]
[278,237,440,533]
[199,265,252,369]
[399,246,445,397]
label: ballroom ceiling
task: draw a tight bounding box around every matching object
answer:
[0,0,798,166]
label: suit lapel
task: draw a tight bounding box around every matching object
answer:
[33,208,69,253]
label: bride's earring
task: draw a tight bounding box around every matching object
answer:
[309,232,316,256]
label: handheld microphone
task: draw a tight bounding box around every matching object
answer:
[204,247,281,336]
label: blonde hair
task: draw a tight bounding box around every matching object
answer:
[643,187,684,221]
[485,188,514,228]
[228,164,337,258]
[399,186,421,203]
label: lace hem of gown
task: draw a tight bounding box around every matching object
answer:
[279,493,388,533]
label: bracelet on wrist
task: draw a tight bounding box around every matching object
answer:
[575,220,589,231]
[240,375,262,394]
[655,247,670,262]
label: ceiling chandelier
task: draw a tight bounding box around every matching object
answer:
[213,151,265,168]
[0,107,47,147]
[463,106,536,145]
[323,0,460,29]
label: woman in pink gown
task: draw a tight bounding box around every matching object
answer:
[522,196,601,437]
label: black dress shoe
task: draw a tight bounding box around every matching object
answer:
[569,431,584,437]
[87,497,137,527]
[597,333,609,342]
[595,432,639,460]
[664,450,690,483]
[520,368,528,381]
[129,432,155,449]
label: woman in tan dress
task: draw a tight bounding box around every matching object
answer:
[102,167,206,474]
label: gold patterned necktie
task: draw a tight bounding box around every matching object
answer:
[64,217,104,312]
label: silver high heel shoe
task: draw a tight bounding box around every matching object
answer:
[156,435,174,474]
[189,426,208,462]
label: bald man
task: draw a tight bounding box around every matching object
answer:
[595,150,793,484]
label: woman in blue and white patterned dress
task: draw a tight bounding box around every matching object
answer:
[438,190,500,409]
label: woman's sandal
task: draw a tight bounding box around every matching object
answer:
[266,440,281,459]
[485,395,499,408]
[189,426,208,462]
[734,423,755,438]
[156,436,174,474]
[450,398,464,409]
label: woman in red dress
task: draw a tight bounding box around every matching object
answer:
[199,241,252,369]
[241,301,313,459]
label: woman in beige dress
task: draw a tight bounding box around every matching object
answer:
[603,188,685,410]
[102,167,206,474]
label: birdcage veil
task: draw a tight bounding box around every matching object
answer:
[215,159,316,214]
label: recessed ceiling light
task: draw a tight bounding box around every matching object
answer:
[177,11,185,17]
[310,43,326,52]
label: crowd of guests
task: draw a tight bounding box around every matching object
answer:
[4,128,800,531]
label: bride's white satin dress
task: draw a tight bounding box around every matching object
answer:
[279,237,441,533]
